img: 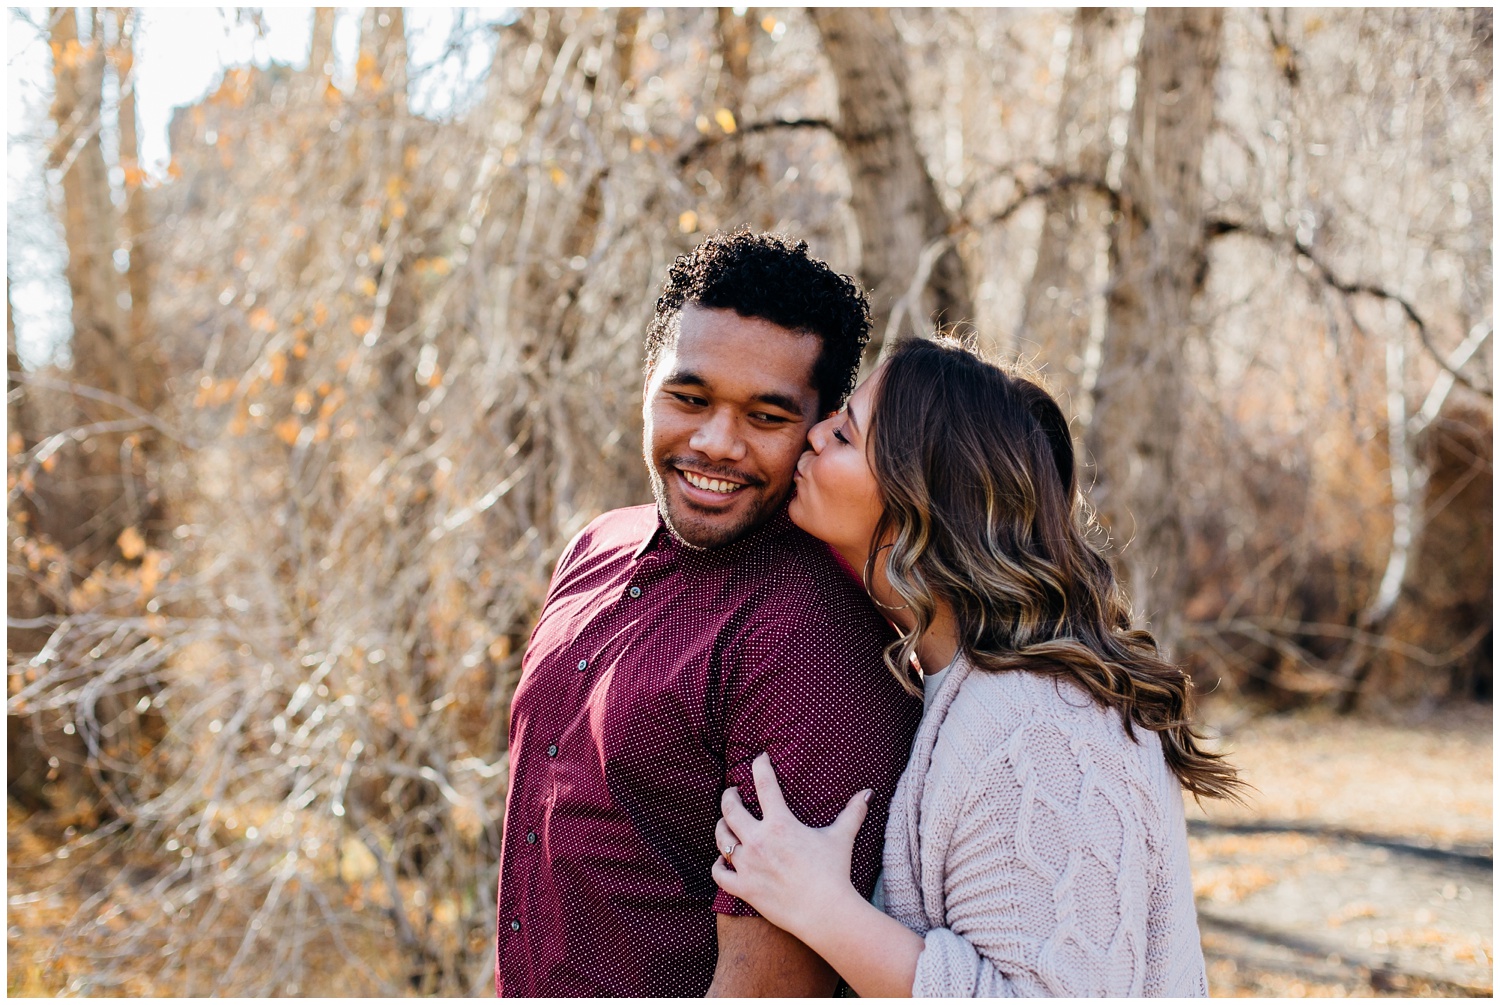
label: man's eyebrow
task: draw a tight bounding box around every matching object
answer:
[661,370,708,388]
[661,371,805,416]
[750,392,806,416]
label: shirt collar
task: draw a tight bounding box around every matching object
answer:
[632,504,796,561]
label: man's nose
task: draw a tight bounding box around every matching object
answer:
[688,408,746,461]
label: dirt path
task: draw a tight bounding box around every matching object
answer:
[1189,704,1492,996]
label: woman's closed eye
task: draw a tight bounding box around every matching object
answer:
[832,426,850,445]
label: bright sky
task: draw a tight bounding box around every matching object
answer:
[6,7,507,368]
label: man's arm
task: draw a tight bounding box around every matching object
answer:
[706,914,838,997]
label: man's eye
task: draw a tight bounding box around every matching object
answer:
[669,392,707,407]
[832,427,850,445]
[751,412,792,424]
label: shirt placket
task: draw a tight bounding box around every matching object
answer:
[501,536,678,968]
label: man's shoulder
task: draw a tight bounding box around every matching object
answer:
[721,525,896,666]
[568,504,659,559]
[747,523,877,613]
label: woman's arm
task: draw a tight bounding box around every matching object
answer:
[711,754,925,997]
[718,726,1170,998]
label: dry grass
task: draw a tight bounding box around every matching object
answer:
[1193,701,1493,847]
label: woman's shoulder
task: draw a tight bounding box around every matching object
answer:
[949,661,1120,728]
[937,661,1166,782]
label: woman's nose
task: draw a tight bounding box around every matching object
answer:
[806,416,832,453]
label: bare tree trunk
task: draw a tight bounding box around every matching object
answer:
[358,7,407,119]
[1336,320,1493,711]
[51,7,129,400]
[1018,7,1124,402]
[111,7,159,413]
[712,8,753,208]
[809,8,973,363]
[309,6,336,81]
[1084,8,1223,655]
[7,279,25,447]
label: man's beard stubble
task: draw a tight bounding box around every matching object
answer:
[646,455,787,551]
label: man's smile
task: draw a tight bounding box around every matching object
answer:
[678,467,749,495]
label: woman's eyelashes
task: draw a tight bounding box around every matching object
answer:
[832,426,850,445]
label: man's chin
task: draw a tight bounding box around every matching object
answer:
[656,486,781,550]
[661,501,760,551]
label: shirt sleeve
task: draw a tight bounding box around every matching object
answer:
[711,606,922,916]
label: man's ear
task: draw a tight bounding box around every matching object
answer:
[642,357,658,406]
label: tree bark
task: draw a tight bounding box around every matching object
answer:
[1018,7,1125,401]
[111,7,159,412]
[358,7,407,118]
[309,6,336,81]
[1084,8,1223,655]
[809,8,973,364]
[50,6,129,400]
[713,8,753,208]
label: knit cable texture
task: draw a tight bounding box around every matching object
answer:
[881,656,1209,997]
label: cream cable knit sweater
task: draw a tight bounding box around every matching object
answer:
[881,655,1208,997]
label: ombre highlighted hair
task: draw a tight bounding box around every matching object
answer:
[865,336,1241,800]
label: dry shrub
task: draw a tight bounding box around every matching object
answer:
[6,7,1491,996]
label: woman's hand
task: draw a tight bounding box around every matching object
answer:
[711,752,873,943]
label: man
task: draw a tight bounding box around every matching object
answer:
[496,231,923,996]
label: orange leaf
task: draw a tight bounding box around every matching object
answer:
[319,388,346,418]
[117,526,146,560]
[351,316,372,337]
[273,417,301,446]
[269,351,288,385]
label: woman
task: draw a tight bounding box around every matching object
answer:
[712,337,1241,997]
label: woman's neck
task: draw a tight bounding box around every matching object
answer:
[844,542,961,676]
[895,606,960,676]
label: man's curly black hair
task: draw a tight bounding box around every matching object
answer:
[645,229,872,415]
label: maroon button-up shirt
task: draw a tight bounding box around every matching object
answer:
[495,504,923,997]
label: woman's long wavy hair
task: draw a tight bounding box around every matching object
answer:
[865,337,1242,800]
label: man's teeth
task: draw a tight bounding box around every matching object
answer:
[682,470,743,494]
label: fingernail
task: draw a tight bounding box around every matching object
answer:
[863,789,873,803]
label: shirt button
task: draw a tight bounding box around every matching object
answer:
[628,586,642,599]
[577,658,588,672]
[546,743,558,757]
[510,919,521,932]
[526,830,537,844]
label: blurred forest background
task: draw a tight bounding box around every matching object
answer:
[7,6,1492,997]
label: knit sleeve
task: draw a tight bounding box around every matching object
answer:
[910,713,1159,997]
